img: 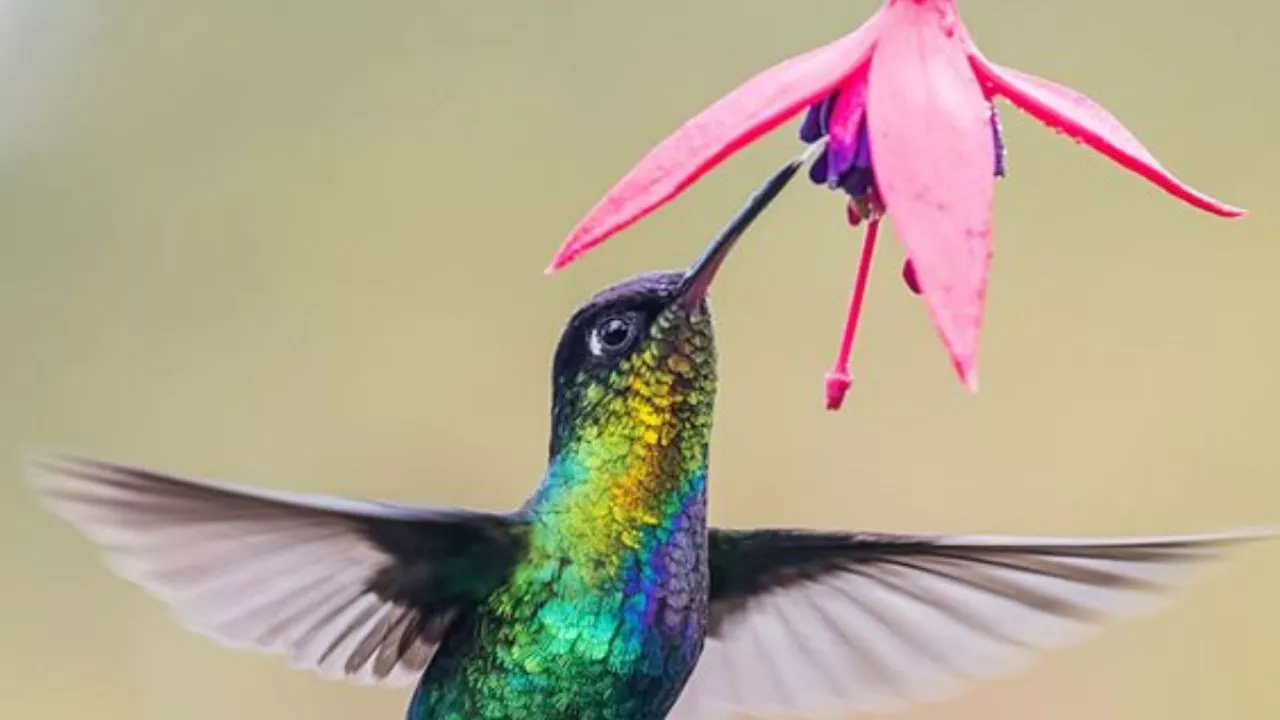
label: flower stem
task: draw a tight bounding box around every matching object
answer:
[825,217,880,411]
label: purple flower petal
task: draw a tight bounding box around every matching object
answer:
[809,149,832,184]
[851,122,873,170]
[799,95,836,144]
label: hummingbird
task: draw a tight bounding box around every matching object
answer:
[30,158,1272,720]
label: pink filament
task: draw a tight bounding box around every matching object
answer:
[825,217,881,410]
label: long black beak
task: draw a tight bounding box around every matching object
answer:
[675,147,818,309]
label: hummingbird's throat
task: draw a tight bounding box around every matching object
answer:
[539,425,710,579]
[536,339,716,572]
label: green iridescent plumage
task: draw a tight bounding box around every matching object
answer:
[29,155,1271,720]
[410,270,719,719]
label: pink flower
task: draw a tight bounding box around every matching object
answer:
[547,0,1245,410]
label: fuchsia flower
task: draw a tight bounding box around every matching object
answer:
[548,0,1245,410]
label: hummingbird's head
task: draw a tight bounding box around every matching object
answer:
[543,153,799,473]
[547,232,737,459]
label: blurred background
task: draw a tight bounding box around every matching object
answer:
[1,1,1277,718]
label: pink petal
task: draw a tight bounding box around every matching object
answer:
[971,56,1246,218]
[867,0,995,391]
[548,12,886,271]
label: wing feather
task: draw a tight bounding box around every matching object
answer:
[30,455,522,686]
[669,528,1272,719]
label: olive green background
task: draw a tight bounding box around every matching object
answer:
[1,2,1276,718]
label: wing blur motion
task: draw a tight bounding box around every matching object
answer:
[29,455,526,686]
[666,527,1271,719]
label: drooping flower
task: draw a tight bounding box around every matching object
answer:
[547,0,1245,410]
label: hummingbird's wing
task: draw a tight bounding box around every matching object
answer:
[29,455,527,687]
[667,527,1270,719]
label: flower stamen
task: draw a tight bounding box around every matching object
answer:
[825,216,881,410]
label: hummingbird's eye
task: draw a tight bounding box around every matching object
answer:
[589,314,638,357]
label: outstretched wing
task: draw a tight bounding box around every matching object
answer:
[668,527,1270,719]
[29,455,527,686]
